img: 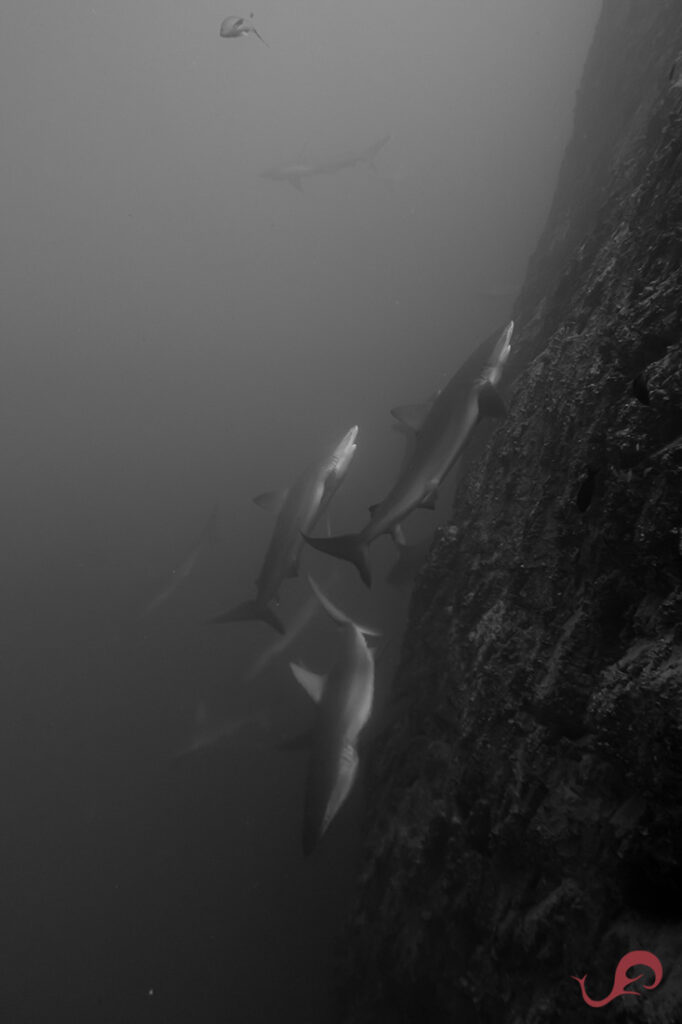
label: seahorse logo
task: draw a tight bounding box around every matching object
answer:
[572,950,663,1007]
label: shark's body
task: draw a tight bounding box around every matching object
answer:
[141,506,219,617]
[239,570,339,685]
[261,135,390,192]
[177,701,270,758]
[303,322,513,586]
[211,426,358,633]
[290,577,378,855]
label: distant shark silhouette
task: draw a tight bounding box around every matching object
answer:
[140,506,219,617]
[177,701,270,758]
[261,135,390,192]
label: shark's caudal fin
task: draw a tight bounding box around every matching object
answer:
[307,576,381,637]
[302,742,359,856]
[208,599,285,635]
[301,532,372,588]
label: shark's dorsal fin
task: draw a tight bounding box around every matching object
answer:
[290,662,327,703]
[253,489,288,515]
[307,575,381,637]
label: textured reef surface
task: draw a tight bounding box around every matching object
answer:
[339,2,682,1021]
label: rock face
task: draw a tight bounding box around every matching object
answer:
[340,2,682,1022]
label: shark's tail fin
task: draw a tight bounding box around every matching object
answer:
[302,532,372,587]
[208,599,285,635]
[307,575,381,637]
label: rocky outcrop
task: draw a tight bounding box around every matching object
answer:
[340,2,682,1021]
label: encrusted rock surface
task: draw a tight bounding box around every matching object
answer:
[339,2,682,1021]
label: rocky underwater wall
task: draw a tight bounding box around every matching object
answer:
[339,2,682,1021]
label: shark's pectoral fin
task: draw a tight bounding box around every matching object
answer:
[368,502,380,516]
[477,381,507,419]
[390,402,430,433]
[289,662,327,703]
[253,488,288,515]
[322,744,360,835]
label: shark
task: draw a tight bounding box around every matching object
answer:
[177,701,270,758]
[238,569,339,686]
[289,576,380,855]
[210,426,358,634]
[303,321,514,586]
[261,134,390,192]
[219,14,268,46]
[140,505,219,618]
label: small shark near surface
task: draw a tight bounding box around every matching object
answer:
[219,14,268,45]
[289,577,380,855]
[303,321,514,586]
[140,506,219,618]
[261,135,390,192]
[210,426,358,634]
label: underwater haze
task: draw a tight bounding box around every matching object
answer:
[1,1,599,1021]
